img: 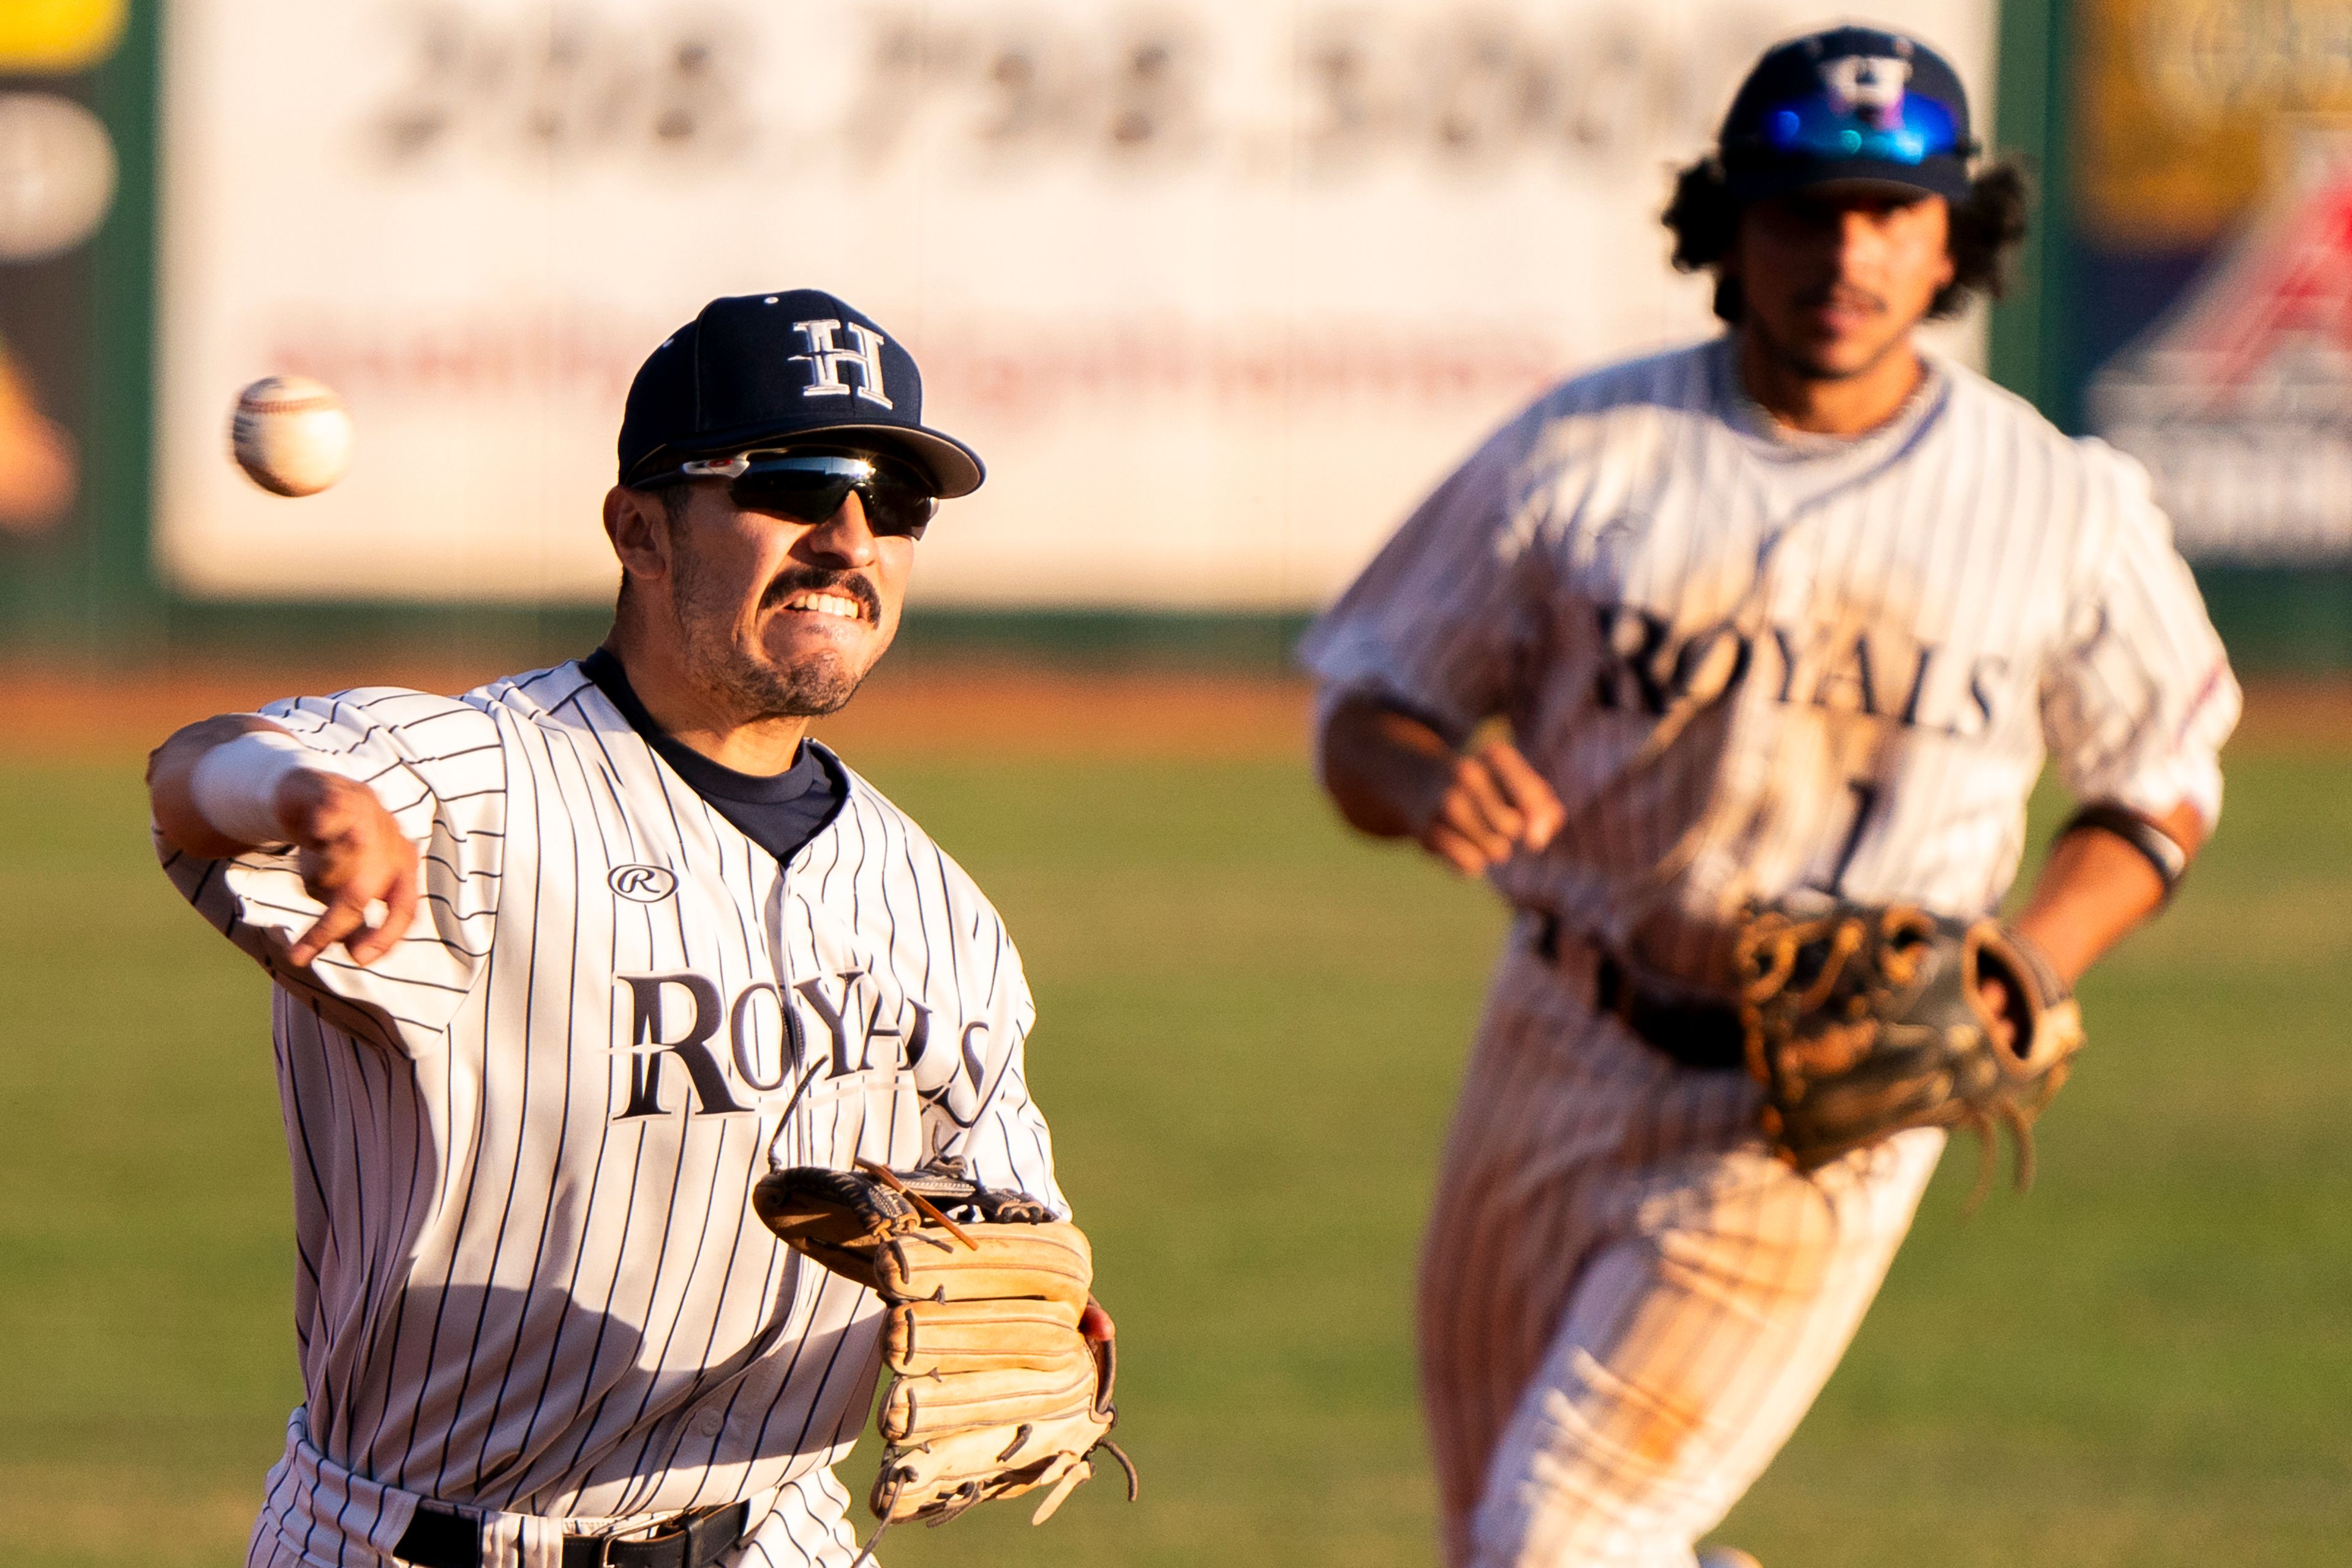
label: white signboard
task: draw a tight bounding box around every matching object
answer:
[158,0,1994,607]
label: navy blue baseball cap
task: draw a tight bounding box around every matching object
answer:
[617,289,984,497]
[1717,26,1977,204]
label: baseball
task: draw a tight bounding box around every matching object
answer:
[229,375,352,497]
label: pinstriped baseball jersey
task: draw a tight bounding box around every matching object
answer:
[1302,336,2240,987]
[157,659,1064,1567]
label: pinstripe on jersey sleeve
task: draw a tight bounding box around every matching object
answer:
[2040,443,2242,827]
[155,687,507,1052]
[1297,409,1552,742]
[948,969,1070,1220]
[912,905,1070,1219]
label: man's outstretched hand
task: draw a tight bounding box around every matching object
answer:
[149,717,420,968]
[277,770,419,967]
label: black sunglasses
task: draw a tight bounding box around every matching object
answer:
[663,448,940,539]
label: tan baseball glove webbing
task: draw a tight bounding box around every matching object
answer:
[751,1158,1135,1561]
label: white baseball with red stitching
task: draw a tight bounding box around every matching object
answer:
[229,374,352,497]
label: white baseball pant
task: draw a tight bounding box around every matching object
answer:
[1420,932,1943,1568]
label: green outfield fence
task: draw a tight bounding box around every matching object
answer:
[1,0,162,663]
[2,0,2345,676]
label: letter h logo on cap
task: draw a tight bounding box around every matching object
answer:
[617,288,986,497]
[790,319,892,409]
[1822,51,1910,127]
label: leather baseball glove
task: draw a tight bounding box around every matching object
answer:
[750,1158,1134,1558]
[1732,901,2085,1199]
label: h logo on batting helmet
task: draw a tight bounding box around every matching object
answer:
[790,319,893,409]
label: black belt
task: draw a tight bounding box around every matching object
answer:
[393,1500,749,1568]
[1529,913,1747,1072]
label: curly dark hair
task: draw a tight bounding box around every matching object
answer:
[1662,156,2030,324]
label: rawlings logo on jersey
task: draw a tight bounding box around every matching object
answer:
[608,864,678,902]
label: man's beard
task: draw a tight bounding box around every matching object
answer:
[670,546,884,722]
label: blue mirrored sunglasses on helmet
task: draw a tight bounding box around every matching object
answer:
[658,448,939,539]
[1750,89,1968,166]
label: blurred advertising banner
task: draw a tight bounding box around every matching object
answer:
[156,0,1992,608]
[2079,0,2352,562]
[0,0,123,549]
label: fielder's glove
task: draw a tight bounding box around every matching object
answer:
[1733,901,2085,1200]
[751,1158,1135,1558]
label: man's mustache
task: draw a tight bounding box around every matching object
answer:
[762,568,883,622]
[1796,282,1888,315]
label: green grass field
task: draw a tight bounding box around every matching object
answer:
[2,731,2346,1567]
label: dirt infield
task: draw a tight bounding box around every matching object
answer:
[4,660,2346,763]
[2226,679,2352,750]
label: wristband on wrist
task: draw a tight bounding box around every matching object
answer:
[2056,802,2189,902]
[187,728,340,848]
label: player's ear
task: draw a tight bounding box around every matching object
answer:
[603,484,674,586]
